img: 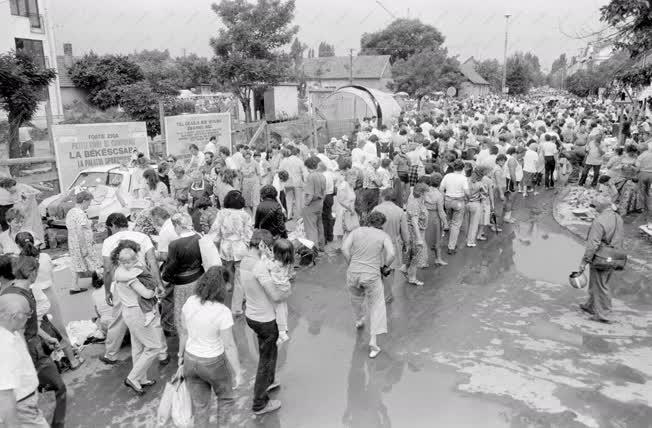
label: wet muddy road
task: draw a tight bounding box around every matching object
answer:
[55,191,652,428]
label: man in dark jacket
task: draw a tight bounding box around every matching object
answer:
[255,185,287,238]
[578,195,624,323]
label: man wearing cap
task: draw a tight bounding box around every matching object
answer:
[578,195,624,323]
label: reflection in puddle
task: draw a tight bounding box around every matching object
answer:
[512,222,585,284]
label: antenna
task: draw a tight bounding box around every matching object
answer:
[375,1,397,19]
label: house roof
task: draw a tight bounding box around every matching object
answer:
[301,55,391,80]
[56,56,75,88]
[459,61,489,85]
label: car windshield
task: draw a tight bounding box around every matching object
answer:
[70,172,123,189]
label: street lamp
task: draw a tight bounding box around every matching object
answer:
[502,13,511,95]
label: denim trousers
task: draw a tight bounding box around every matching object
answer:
[245,317,279,411]
[183,352,235,427]
[36,357,66,428]
[347,271,387,336]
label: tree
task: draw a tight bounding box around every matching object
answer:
[175,54,216,89]
[129,49,182,95]
[290,38,306,67]
[388,48,464,109]
[548,54,568,88]
[318,42,335,57]
[0,51,56,160]
[68,53,144,109]
[565,51,633,97]
[210,0,298,122]
[475,59,503,92]
[599,0,652,86]
[360,19,445,64]
[600,0,652,59]
[505,53,532,95]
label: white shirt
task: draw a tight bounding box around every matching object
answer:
[420,122,434,136]
[540,141,558,157]
[362,141,378,161]
[377,167,392,190]
[523,150,540,173]
[204,141,217,155]
[351,148,366,168]
[225,156,239,170]
[156,218,178,254]
[440,172,469,198]
[322,171,335,195]
[101,230,154,265]
[182,295,233,358]
[0,327,38,401]
[316,153,336,171]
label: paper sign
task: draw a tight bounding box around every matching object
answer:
[51,122,149,190]
[164,112,232,160]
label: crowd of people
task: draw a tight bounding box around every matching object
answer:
[0,92,651,426]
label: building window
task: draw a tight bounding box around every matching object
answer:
[15,38,46,68]
[9,0,42,28]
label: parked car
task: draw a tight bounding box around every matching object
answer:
[39,164,145,226]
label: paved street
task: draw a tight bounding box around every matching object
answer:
[51,191,652,428]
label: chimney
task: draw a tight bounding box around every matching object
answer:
[63,43,73,67]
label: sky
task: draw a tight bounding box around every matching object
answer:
[48,0,611,69]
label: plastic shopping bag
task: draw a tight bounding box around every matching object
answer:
[171,379,194,428]
[198,234,222,271]
[156,381,175,426]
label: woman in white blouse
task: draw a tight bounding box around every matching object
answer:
[178,266,242,426]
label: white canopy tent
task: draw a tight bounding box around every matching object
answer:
[317,85,402,126]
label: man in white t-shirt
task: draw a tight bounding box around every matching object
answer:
[540,134,559,189]
[440,160,470,254]
[0,294,49,427]
[100,213,168,365]
[522,142,540,196]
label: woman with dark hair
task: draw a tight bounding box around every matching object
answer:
[255,185,287,238]
[158,161,171,193]
[178,266,243,426]
[1,255,69,428]
[214,169,238,208]
[0,177,17,231]
[64,190,98,294]
[191,195,217,234]
[140,168,169,201]
[15,231,83,370]
[210,190,253,315]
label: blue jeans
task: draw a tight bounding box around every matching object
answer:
[184,352,235,427]
[246,317,279,411]
[445,196,466,250]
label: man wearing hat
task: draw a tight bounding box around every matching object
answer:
[578,194,624,323]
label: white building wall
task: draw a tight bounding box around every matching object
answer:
[0,0,63,125]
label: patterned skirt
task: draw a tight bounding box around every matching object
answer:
[173,280,198,335]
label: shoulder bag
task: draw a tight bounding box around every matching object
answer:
[592,212,627,271]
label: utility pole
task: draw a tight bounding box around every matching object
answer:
[349,49,354,84]
[501,13,511,95]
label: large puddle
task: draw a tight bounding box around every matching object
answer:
[511,220,585,285]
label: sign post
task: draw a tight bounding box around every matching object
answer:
[164,112,232,160]
[51,122,149,190]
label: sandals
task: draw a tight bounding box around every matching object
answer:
[369,345,381,359]
[408,279,424,286]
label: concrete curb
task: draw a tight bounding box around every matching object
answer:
[551,187,649,271]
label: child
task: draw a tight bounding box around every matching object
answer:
[557,153,571,187]
[91,268,114,335]
[377,158,393,191]
[262,239,295,345]
[112,246,159,326]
